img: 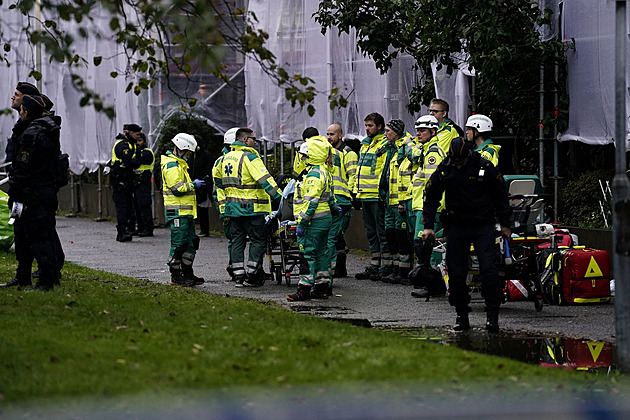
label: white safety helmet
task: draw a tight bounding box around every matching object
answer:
[465,114,493,133]
[224,127,239,144]
[171,132,198,152]
[299,141,309,155]
[414,115,439,130]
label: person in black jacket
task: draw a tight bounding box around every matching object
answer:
[4,82,40,170]
[110,124,144,242]
[2,94,60,291]
[422,137,511,333]
[130,132,155,237]
[188,135,214,236]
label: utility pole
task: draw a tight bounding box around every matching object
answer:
[613,0,630,373]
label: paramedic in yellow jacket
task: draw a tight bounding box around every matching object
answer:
[353,112,394,280]
[161,133,207,287]
[212,127,239,280]
[396,123,423,285]
[466,114,500,167]
[288,138,337,301]
[381,119,414,284]
[430,98,464,154]
[411,115,446,253]
[326,123,357,279]
[217,128,281,287]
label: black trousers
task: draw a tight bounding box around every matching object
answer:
[445,222,502,309]
[112,183,134,235]
[13,189,58,286]
[132,180,153,233]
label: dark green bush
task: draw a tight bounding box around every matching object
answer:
[558,169,613,229]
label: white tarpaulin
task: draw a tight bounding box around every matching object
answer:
[559,0,630,145]
[0,4,146,174]
[244,0,470,143]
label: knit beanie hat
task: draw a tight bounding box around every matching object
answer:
[16,81,40,96]
[387,119,405,137]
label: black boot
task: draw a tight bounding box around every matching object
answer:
[454,306,471,331]
[287,284,312,301]
[486,305,500,333]
[381,266,400,284]
[169,266,194,287]
[333,253,347,278]
[355,265,377,280]
[182,265,205,285]
[0,277,32,288]
[312,283,329,299]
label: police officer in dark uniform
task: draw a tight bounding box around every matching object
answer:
[422,137,511,333]
[110,124,144,242]
[3,94,61,291]
[130,132,155,237]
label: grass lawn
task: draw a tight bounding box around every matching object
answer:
[0,251,627,414]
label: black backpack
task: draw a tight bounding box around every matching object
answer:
[55,153,70,190]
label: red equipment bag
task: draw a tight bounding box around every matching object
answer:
[564,338,613,369]
[504,279,529,301]
[560,248,611,304]
[539,247,610,305]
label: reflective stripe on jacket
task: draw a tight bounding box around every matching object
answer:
[331,143,357,205]
[218,142,280,217]
[161,151,197,220]
[294,166,333,224]
[412,137,446,212]
[397,136,421,202]
[354,133,389,200]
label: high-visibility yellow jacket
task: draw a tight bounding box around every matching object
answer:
[211,146,230,217]
[161,151,197,220]
[412,136,446,212]
[354,132,389,201]
[331,142,357,206]
[397,136,421,202]
[435,119,461,155]
[387,133,412,206]
[217,141,281,217]
[293,137,335,226]
[111,137,137,167]
[475,139,501,167]
[134,148,154,174]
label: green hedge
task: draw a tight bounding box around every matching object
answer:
[558,169,613,229]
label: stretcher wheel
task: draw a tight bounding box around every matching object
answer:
[275,266,283,285]
[534,298,543,312]
[285,272,291,287]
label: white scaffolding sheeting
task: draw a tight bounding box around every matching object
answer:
[559,0,630,146]
[0,4,146,174]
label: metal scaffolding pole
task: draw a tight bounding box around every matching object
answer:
[613,0,630,373]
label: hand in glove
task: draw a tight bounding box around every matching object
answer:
[192,179,206,189]
[296,226,306,237]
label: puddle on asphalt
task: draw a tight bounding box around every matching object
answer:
[381,326,616,373]
[288,306,616,372]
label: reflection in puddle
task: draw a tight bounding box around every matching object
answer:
[381,326,616,373]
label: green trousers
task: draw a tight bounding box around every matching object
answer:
[362,200,391,273]
[168,216,198,268]
[229,215,267,279]
[298,215,332,287]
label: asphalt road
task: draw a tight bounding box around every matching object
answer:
[55,216,616,342]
